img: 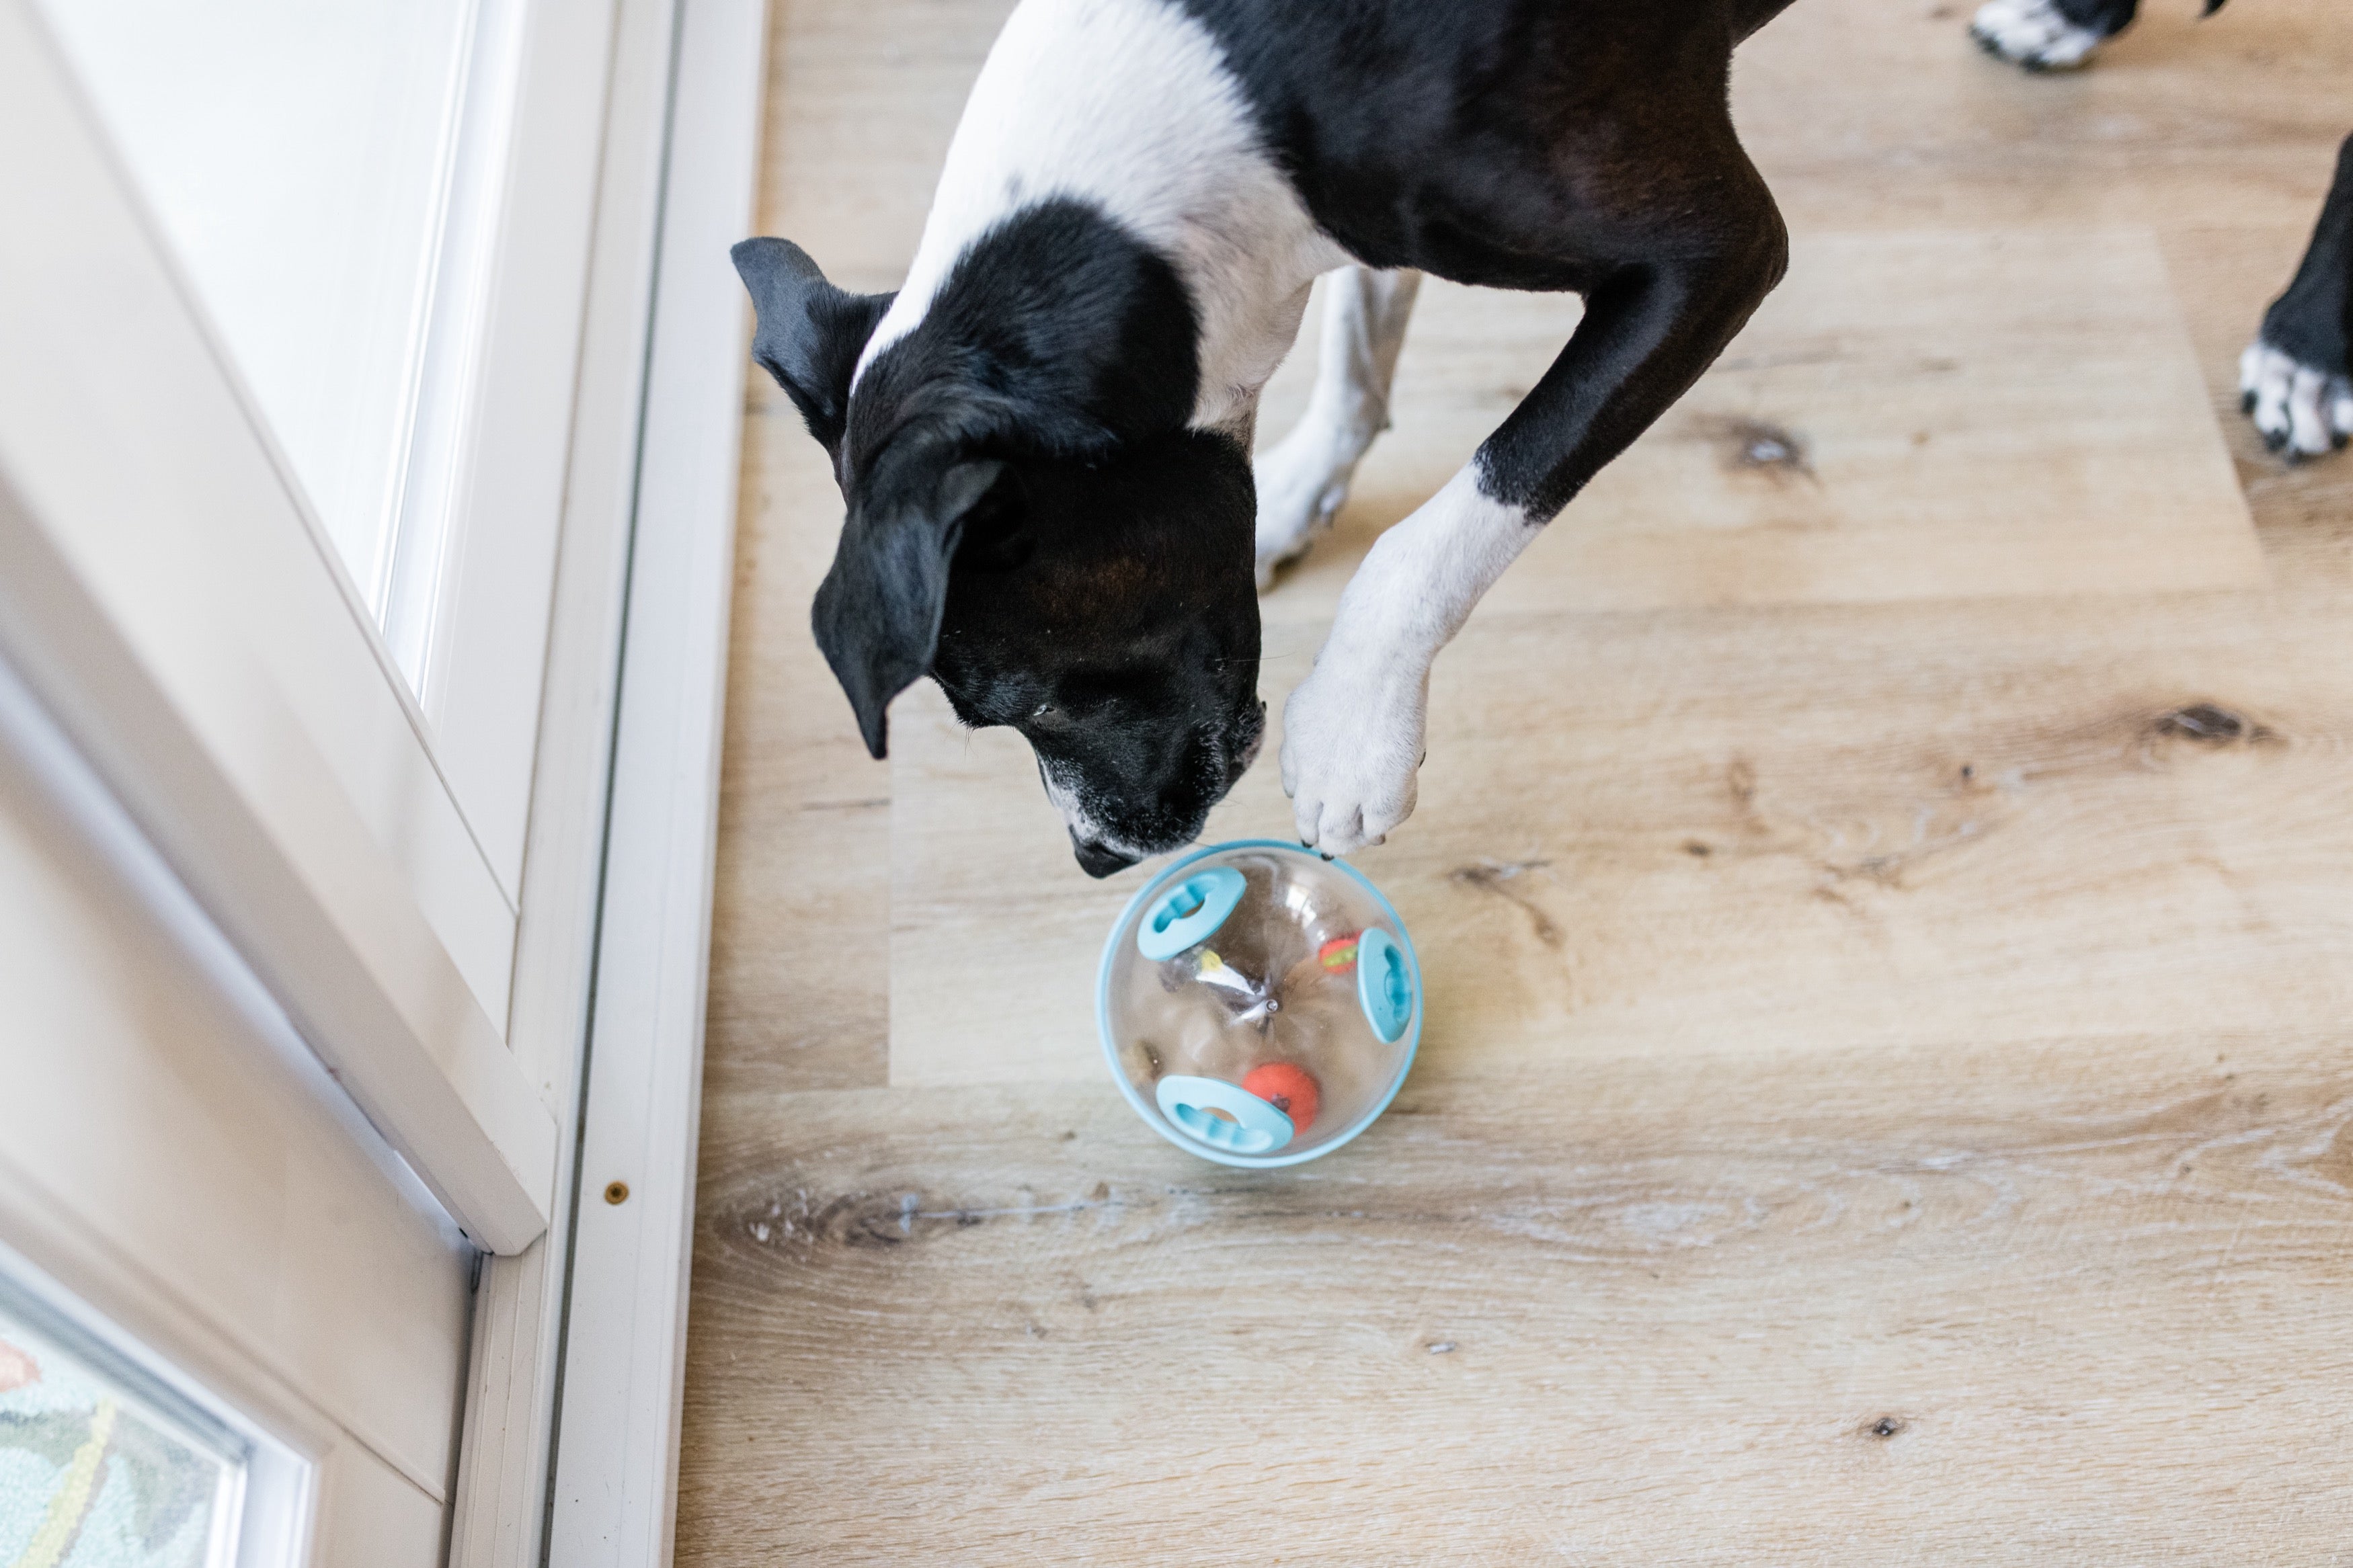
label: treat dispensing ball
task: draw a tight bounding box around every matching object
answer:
[1097,841,1421,1166]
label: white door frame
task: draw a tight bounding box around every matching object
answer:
[454,1,768,1561]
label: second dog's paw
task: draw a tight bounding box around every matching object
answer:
[1969,0,2107,70]
[1252,429,1354,591]
[1279,656,1427,856]
[2240,339,2353,462]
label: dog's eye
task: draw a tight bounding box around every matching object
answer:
[1031,702,1058,723]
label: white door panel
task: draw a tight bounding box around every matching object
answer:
[0,465,555,1252]
[0,0,680,1555]
[3,0,523,1028]
[34,0,480,618]
[0,0,629,1255]
[28,0,625,911]
[315,1442,451,1568]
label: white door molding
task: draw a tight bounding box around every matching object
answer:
[549,0,770,1560]
[448,0,684,1559]
[452,1,768,1561]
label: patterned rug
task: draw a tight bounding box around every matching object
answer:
[0,1309,227,1568]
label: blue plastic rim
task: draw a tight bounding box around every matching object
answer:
[1135,866,1247,960]
[1097,840,1423,1168]
[1356,927,1413,1042]
[1155,1075,1295,1155]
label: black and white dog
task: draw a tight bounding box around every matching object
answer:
[736,0,2353,877]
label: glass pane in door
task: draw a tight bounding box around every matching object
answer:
[30,0,489,659]
[0,1301,245,1567]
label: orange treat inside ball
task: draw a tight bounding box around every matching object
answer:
[1242,1062,1320,1131]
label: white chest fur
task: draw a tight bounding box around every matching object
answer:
[853,0,1347,434]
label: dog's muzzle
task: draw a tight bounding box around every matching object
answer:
[1059,700,1267,878]
[1223,699,1267,790]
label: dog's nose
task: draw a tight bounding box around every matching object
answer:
[1071,833,1141,879]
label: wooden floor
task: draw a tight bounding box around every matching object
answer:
[686,0,2353,1559]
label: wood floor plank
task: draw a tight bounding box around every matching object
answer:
[709,0,972,1094]
[682,1031,2353,1564]
[754,0,1016,294]
[1734,0,2351,233]
[891,591,2353,1088]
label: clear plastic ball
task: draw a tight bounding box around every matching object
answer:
[1097,841,1421,1166]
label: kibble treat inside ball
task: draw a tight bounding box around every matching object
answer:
[1099,841,1420,1165]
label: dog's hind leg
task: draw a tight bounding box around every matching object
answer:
[1253,267,1422,589]
[1970,0,2137,71]
[2242,134,2353,462]
[1281,165,1788,854]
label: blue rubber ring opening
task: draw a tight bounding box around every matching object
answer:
[1156,1075,1294,1155]
[1356,927,1414,1042]
[1135,866,1246,960]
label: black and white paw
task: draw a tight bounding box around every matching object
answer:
[1970,0,2109,71]
[2240,340,2353,462]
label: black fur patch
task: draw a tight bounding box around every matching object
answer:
[844,198,1201,473]
[1174,0,1776,292]
[811,452,1005,757]
[1176,0,1789,525]
[733,237,893,460]
[930,427,1263,872]
[2260,134,2353,379]
[2050,0,2143,36]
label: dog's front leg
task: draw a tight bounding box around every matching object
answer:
[1253,267,1422,588]
[1280,465,1536,852]
[1282,191,1788,854]
[2241,133,2353,462]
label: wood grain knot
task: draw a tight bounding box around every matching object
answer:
[2151,703,2274,747]
[1448,859,1562,947]
[1697,415,1817,481]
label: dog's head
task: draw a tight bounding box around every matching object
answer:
[734,231,1263,876]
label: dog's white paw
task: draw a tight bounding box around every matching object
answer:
[1279,650,1427,855]
[2240,339,2353,462]
[1970,0,2107,70]
[1252,424,1355,590]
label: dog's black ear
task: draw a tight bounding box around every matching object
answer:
[811,453,1006,758]
[732,237,894,457]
